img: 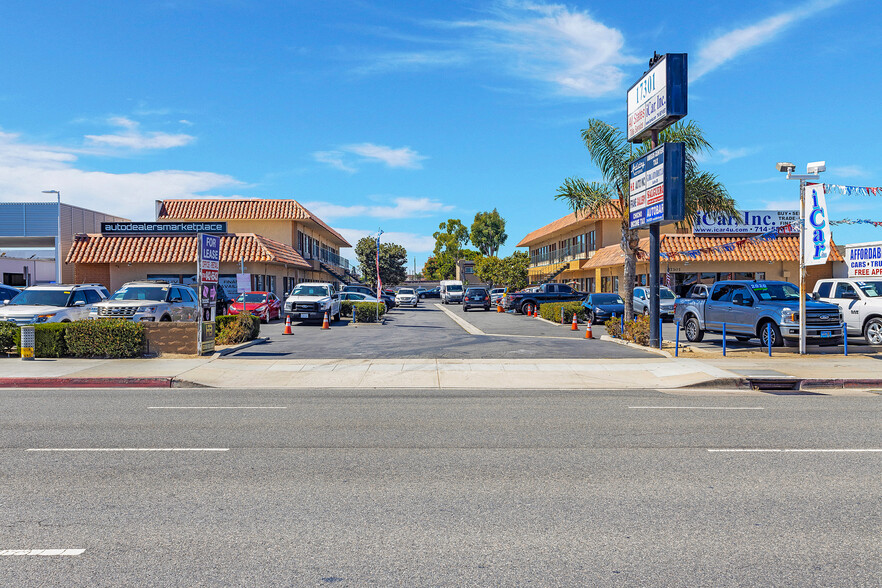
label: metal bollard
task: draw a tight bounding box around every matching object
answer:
[620,314,624,333]
[560,307,564,324]
[659,317,663,350]
[675,320,680,357]
[722,323,727,357]
[843,323,848,356]
[20,325,35,360]
[767,323,772,357]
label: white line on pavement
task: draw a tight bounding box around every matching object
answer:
[147,406,287,409]
[707,449,882,453]
[26,448,229,452]
[1,549,85,556]
[434,304,485,335]
[630,406,764,410]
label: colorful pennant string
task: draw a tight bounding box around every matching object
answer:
[659,221,801,260]
[829,219,882,227]
[824,184,882,196]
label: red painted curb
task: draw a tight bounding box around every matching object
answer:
[0,377,174,388]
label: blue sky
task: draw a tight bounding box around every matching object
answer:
[1,0,880,268]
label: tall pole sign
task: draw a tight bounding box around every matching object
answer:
[626,52,687,348]
[197,233,220,355]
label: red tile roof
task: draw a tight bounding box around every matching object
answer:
[66,233,312,268]
[156,199,351,247]
[656,234,844,262]
[517,203,623,247]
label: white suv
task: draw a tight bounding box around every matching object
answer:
[0,284,109,325]
[90,281,199,322]
[284,282,341,323]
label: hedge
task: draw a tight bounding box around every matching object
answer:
[352,301,385,323]
[604,314,650,346]
[11,323,70,358]
[216,313,260,342]
[539,301,588,324]
[0,322,16,354]
[64,320,145,358]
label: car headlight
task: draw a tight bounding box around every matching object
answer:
[780,308,797,323]
[137,306,157,313]
[35,313,57,323]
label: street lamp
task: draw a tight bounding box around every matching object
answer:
[42,190,61,284]
[775,162,824,354]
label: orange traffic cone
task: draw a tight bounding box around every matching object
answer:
[585,321,593,339]
[322,311,330,330]
[534,305,541,319]
[497,302,503,313]
[283,315,293,335]
[571,312,578,331]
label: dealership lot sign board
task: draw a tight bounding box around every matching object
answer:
[846,241,882,277]
[628,142,685,229]
[627,53,688,143]
[693,210,799,234]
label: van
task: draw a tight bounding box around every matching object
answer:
[440,280,464,304]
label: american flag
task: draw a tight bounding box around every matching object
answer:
[376,235,382,298]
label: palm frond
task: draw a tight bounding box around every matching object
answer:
[684,171,741,222]
[555,177,621,218]
[580,119,630,186]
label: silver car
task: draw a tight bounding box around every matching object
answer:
[90,281,199,322]
[0,284,108,325]
[633,286,676,320]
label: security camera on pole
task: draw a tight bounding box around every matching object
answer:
[626,52,688,348]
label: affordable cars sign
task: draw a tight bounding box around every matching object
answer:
[846,241,882,277]
[628,142,686,229]
[627,53,688,143]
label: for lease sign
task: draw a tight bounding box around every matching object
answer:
[846,241,882,277]
[199,233,220,284]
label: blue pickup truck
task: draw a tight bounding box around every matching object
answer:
[674,280,844,347]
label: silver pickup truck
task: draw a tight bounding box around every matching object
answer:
[674,280,843,347]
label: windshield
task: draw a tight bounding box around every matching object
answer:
[466,289,487,296]
[238,293,267,303]
[8,289,71,306]
[290,286,329,297]
[446,285,463,292]
[856,281,882,297]
[750,282,800,301]
[660,289,675,300]
[110,287,169,301]
[593,294,623,304]
[398,289,415,295]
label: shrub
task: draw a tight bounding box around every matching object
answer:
[604,315,622,338]
[340,300,354,317]
[539,301,587,324]
[65,320,145,358]
[12,323,71,358]
[604,314,650,346]
[0,322,16,354]
[216,312,259,345]
[352,301,385,323]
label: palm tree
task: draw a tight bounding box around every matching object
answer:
[556,118,739,320]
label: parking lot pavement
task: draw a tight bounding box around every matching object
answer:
[229,303,656,360]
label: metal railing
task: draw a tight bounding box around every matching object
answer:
[300,244,351,271]
[530,242,591,268]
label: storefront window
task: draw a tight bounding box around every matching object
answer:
[148,274,183,284]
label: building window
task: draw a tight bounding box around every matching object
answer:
[587,230,596,251]
[464,266,474,274]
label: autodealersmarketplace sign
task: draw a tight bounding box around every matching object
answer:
[846,241,882,277]
[693,210,799,234]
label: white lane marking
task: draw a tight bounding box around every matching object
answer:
[147,406,287,409]
[26,448,229,452]
[434,304,485,335]
[1,549,85,556]
[630,406,764,410]
[708,449,882,453]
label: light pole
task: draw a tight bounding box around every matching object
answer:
[42,190,61,284]
[775,161,825,354]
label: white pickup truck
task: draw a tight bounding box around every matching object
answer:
[814,278,882,344]
[284,282,341,324]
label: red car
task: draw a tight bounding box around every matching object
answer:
[228,291,282,323]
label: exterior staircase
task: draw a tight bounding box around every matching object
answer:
[537,263,568,285]
[320,261,350,285]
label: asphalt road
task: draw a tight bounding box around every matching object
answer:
[2,387,879,586]
[235,303,654,360]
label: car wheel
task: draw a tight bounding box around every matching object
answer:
[759,322,784,347]
[588,311,596,324]
[463,306,468,312]
[643,307,649,316]
[334,311,341,322]
[684,316,704,342]
[864,318,882,345]
[160,315,172,322]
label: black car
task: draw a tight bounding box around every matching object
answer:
[581,293,625,324]
[420,287,440,299]
[463,287,490,312]
[342,284,395,308]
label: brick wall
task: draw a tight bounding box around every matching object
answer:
[73,264,111,290]
[143,322,198,356]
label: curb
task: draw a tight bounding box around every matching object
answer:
[0,377,174,388]
[212,336,269,358]
[599,335,672,357]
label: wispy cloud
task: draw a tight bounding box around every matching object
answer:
[303,197,453,221]
[84,116,195,150]
[353,50,468,75]
[313,143,427,172]
[337,228,436,253]
[696,146,758,165]
[0,128,242,220]
[829,165,869,178]
[692,0,846,81]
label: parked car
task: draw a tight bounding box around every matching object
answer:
[814,278,882,345]
[0,283,108,325]
[463,287,491,311]
[90,281,197,322]
[342,285,395,308]
[676,280,843,347]
[341,291,387,311]
[582,293,625,324]
[440,280,464,304]
[284,282,341,323]
[0,284,21,305]
[421,287,441,299]
[633,286,677,320]
[489,288,506,305]
[395,288,419,308]
[229,291,282,323]
[504,283,584,314]
[416,287,427,298]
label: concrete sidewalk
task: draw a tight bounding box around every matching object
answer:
[2,354,882,390]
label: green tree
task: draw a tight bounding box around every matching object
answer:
[470,209,508,257]
[474,256,505,288]
[555,119,738,320]
[354,237,408,287]
[502,251,529,291]
[433,219,469,257]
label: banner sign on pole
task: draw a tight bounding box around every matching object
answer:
[804,184,830,266]
[692,210,799,234]
[628,142,686,229]
[196,233,220,354]
[627,53,688,143]
[845,241,882,277]
[236,273,251,293]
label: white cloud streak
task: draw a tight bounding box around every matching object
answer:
[337,228,437,253]
[313,143,427,172]
[85,116,195,150]
[692,0,846,81]
[302,197,453,220]
[829,165,869,178]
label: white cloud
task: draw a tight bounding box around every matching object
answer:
[353,51,468,75]
[337,228,437,253]
[302,197,453,220]
[313,143,427,172]
[692,0,846,81]
[84,116,195,150]
[829,165,869,178]
[696,146,757,165]
[0,128,243,220]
